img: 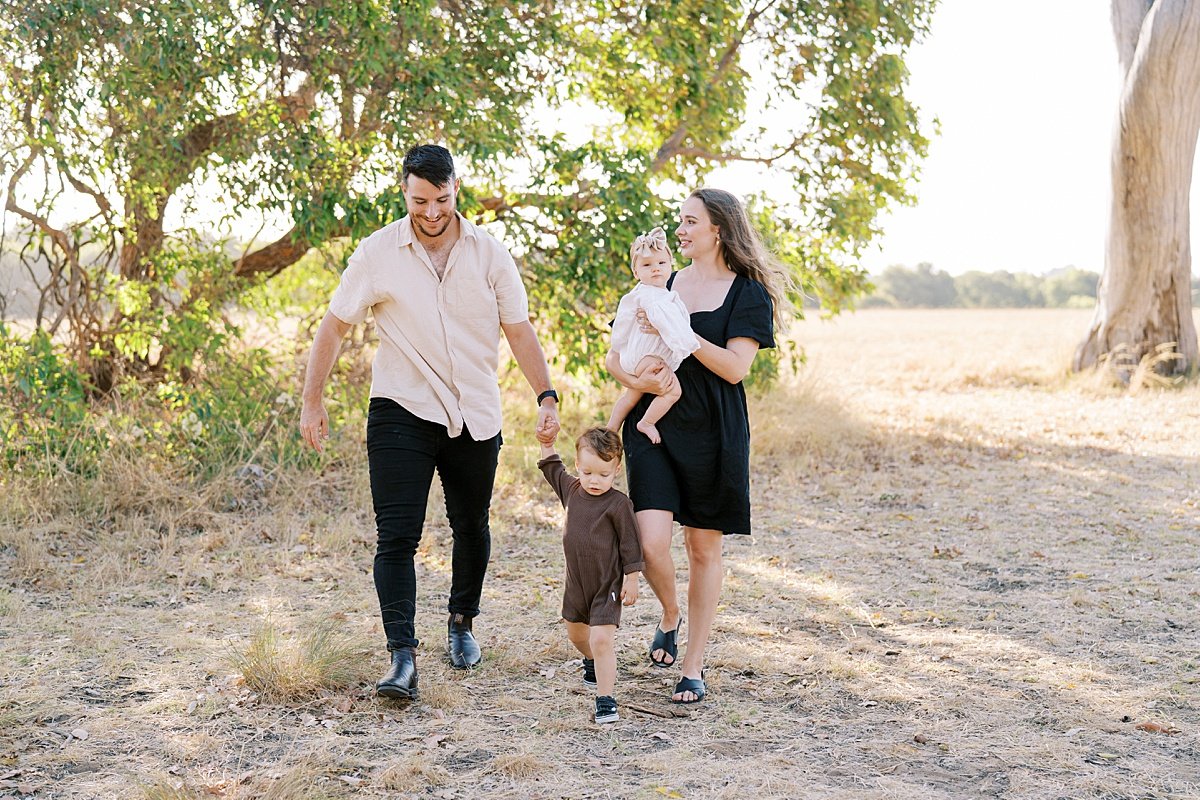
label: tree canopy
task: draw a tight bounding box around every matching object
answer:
[2,0,937,388]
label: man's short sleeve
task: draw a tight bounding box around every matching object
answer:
[328,244,377,325]
[491,243,530,325]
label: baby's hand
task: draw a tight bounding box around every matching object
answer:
[635,307,659,336]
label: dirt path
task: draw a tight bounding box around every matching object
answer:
[2,309,1197,799]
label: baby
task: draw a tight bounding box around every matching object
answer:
[538,427,643,724]
[607,227,700,443]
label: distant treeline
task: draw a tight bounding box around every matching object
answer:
[861,264,1100,309]
[862,264,1200,309]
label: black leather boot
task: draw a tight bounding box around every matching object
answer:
[446,613,481,669]
[376,647,418,699]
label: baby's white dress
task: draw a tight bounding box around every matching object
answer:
[610,283,700,373]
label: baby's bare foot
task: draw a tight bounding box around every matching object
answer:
[636,419,661,444]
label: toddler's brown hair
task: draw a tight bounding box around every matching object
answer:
[576,426,623,463]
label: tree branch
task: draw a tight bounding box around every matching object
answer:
[5,149,74,259]
[668,136,805,167]
[649,1,778,174]
[233,225,336,279]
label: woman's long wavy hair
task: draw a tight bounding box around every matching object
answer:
[689,188,795,332]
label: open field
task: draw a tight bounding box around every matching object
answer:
[2,308,1198,799]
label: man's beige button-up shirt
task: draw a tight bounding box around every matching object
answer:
[328,213,529,440]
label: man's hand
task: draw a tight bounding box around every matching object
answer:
[300,400,330,452]
[620,573,639,606]
[535,402,560,445]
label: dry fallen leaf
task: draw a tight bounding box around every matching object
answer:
[70,728,89,740]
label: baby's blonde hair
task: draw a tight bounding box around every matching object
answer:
[629,226,671,273]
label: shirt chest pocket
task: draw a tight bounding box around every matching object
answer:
[451,277,500,331]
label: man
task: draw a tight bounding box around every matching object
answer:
[299,144,560,699]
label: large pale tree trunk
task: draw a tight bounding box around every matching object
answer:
[1074,0,1200,374]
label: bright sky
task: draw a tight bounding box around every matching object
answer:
[715,0,1200,277]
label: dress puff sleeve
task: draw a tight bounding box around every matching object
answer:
[726,278,776,350]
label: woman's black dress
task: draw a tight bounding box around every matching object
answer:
[622,272,775,535]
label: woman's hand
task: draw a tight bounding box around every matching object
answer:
[631,360,674,395]
[607,348,673,395]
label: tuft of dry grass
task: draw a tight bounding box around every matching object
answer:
[230,618,375,703]
[139,783,208,800]
[488,751,552,779]
[376,756,451,789]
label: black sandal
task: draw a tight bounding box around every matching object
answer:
[671,675,706,704]
[648,625,678,668]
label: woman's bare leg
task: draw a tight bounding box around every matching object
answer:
[636,508,680,665]
[673,526,723,701]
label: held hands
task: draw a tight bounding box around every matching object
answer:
[620,573,640,606]
[535,401,560,446]
[299,400,330,453]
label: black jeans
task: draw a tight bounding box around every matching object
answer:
[366,398,501,650]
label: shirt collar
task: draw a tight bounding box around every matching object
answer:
[396,212,476,248]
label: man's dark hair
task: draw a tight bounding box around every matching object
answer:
[402,144,456,187]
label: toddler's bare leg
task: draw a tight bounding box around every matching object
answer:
[589,624,617,697]
[566,621,593,659]
[636,371,682,445]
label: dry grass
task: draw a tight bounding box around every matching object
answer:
[231,618,376,703]
[2,308,1199,799]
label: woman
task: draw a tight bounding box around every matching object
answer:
[605,188,792,703]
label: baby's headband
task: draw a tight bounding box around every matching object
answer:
[631,227,670,255]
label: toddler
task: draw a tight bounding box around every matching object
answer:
[538,427,643,724]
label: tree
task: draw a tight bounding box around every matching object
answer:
[1074,0,1200,374]
[872,262,956,307]
[955,270,1035,308]
[2,0,938,388]
[1043,267,1099,308]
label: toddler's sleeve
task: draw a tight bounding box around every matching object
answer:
[613,498,645,574]
[537,454,576,507]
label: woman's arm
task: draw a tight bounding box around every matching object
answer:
[691,335,761,384]
[606,348,674,394]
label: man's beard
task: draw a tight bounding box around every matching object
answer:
[416,217,451,238]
